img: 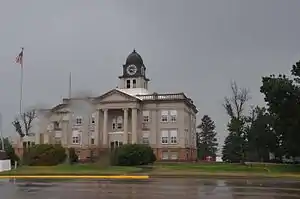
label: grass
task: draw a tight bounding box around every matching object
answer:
[1,162,300,179]
[0,164,142,176]
[148,162,300,178]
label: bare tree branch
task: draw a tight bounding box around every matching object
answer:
[12,109,37,137]
[223,81,250,120]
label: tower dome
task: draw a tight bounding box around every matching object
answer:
[125,49,143,65]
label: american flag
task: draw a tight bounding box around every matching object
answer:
[16,48,24,65]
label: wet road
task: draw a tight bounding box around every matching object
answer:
[0,178,300,199]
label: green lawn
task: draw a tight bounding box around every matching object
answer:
[149,162,300,178]
[0,164,142,176]
[1,162,300,178]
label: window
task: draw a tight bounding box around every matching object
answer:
[112,118,117,130]
[132,79,136,88]
[91,138,95,145]
[162,152,169,160]
[170,152,178,160]
[161,110,168,122]
[126,79,130,88]
[117,116,123,129]
[91,116,95,124]
[72,136,80,144]
[142,131,149,144]
[161,130,168,144]
[170,129,178,144]
[112,116,123,130]
[76,117,82,125]
[144,82,147,89]
[170,110,177,122]
[53,121,60,130]
[143,111,150,123]
[72,131,81,144]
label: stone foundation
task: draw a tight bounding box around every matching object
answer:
[153,148,197,161]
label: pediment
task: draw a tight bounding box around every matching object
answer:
[51,104,69,113]
[95,89,139,103]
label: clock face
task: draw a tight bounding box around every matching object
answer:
[127,64,137,75]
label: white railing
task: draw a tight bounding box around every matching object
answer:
[137,93,185,101]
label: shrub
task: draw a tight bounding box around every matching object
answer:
[25,144,66,166]
[114,144,156,166]
[68,148,78,164]
[0,138,20,165]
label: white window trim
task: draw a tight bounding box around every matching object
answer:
[161,110,168,123]
[142,131,150,144]
[170,129,178,144]
[90,138,95,145]
[132,79,137,88]
[75,116,83,125]
[72,130,81,144]
[160,129,178,145]
[112,116,123,130]
[161,130,169,144]
[143,110,150,123]
[126,79,131,89]
[169,110,177,122]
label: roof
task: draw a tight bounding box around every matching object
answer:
[116,88,151,100]
[125,49,144,65]
[50,88,198,114]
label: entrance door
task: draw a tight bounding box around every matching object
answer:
[110,141,123,149]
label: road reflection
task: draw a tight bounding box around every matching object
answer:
[0,178,300,199]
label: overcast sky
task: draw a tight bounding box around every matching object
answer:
[0,0,299,146]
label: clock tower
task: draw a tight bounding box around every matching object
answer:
[118,49,150,89]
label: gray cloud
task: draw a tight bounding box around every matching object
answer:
[1,0,300,147]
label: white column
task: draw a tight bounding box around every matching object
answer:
[123,108,128,144]
[131,108,137,143]
[94,110,99,146]
[102,109,108,146]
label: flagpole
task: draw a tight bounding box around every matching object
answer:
[19,58,23,115]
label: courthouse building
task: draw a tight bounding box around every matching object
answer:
[22,50,198,161]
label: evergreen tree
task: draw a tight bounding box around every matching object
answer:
[222,132,244,162]
[197,115,218,159]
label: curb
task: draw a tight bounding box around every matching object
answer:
[0,175,149,179]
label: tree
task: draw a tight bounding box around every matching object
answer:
[12,109,37,138]
[197,115,218,159]
[0,138,19,165]
[222,81,250,163]
[245,106,277,162]
[222,133,244,163]
[260,61,300,159]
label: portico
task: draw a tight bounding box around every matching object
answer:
[99,107,139,147]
